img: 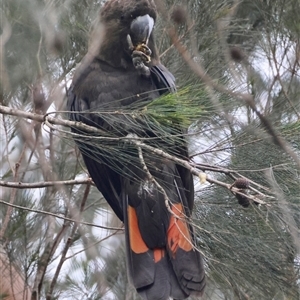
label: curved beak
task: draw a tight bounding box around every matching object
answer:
[130,14,154,45]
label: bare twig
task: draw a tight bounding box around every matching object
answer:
[0,15,12,93]
[46,183,91,300]
[136,142,173,214]
[267,34,300,119]
[0,178,93,189]
[159,22,195,58]
[0,199,122,230]
[0,144,27,240]
[127,136,270,205]
[64,230,122,261]
[0,105,107,135]
[265,167,300,252]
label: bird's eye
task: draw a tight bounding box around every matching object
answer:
[120,14,125,20]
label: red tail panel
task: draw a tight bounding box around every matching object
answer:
[127,205,149,254]
[168,203,193,257]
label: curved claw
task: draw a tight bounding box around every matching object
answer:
[127,34,135,51]
[132,50,151,64]
[132,55,150,77]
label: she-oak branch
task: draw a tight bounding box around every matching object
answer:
[0,104,269,206]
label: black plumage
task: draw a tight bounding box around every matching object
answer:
[67,0,205,299]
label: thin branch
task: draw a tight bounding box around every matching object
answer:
[159,22,195,58]
[0,15,12,93]
[0,105,107,135]
[64,230,122,261]
[0,198,123,231]
[268,34,300,119]
[137,142,172,214]
[46,183,91,300]
[0,178,93,189]
[0,144,27,240]
[265,167,300,253]
[126,136,269,205]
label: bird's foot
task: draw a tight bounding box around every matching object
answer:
[132,50,151,77]
[127,34,152,77]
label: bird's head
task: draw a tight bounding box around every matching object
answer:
[89,0,159,68]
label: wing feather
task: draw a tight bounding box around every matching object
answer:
[150,64,176,94]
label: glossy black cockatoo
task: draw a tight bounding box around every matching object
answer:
[67,0,205,299]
